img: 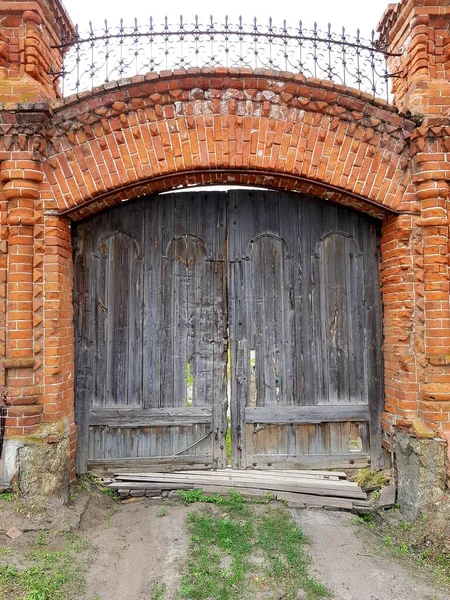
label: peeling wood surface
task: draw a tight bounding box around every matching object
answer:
[74,190,382,472]
[74,192,228,472]
[228,191,383,469]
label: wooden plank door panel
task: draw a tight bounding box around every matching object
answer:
[75,189,382,474]
[74,201,145,472]
[152,192,228,468]
[228,190,299,468]
[74,192,228,473]
[228,191,383,470]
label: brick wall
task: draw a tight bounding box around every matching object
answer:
[0,0,450,490]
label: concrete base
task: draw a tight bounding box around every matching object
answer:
[18,438,70,504]
[395,429,447,521]
[0,420,71,504]
[0,439,24,488]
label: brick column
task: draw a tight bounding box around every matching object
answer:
[41,214,75,478]
[380,213,423,447]
[0,159,44,435]
[378,1,450,115]
[410,125,450,435]
[0,1,74,102]
[378,1,450,515]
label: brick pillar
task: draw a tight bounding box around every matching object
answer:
[379,1,450,514]
[0,159,44,434]
[0,2,75,499]
[378,0,450,115]
[380,213,424,447]
[411,126,450,434]
[42,214,75,479]
[0,1,74,102]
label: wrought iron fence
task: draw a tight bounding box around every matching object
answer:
[51,16,400,100]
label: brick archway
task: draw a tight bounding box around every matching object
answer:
[0,70,423,487]
[42,70,416,220]
[2,0,450,517]
[33,70,418,482]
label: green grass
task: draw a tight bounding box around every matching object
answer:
[257,508,331,599]
[151,582,167,600]
[354,510,450,585]
[354,469,389,489]
[177,488,246,508]
[0,531,91,600]
[180,491,330,600]
[0,491,14,502]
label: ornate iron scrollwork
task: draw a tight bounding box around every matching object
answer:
[51,16,399,101]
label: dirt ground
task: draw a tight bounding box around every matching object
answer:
[80,495,450,599]
[1,491,449,600]
[294,509,448,600]
[79,495,190,599]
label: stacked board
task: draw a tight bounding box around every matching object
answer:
[108,469,371,513]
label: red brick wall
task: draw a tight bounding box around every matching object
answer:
[0,1,73,102]
[44,71,415,220]
[0,1,450,484]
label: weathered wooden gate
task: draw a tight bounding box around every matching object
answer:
[74,190,383,473]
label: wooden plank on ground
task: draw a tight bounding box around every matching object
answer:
[113,473,367,499]
[174,470,357,487]
[181,469,346,480]
[109,482,196,490]
[276,491,354,510]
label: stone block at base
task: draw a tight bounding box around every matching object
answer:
[395,430,447,521]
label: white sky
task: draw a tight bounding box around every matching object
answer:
[61,0,396,39]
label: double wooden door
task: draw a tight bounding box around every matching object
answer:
[74,190,383,473]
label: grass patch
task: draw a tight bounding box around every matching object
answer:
[354,469,389,489]
[0,491,14,502]
[177,488,247,509]
[70,474,119,503]
[0,531,91,600]
[180,491,330,600]
[151,582,167,600]
[354,509,450,586]
[258,508,331,599]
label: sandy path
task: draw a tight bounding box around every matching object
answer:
[77,496,449,600]
[294,509,448,600]
[80,497,190,600]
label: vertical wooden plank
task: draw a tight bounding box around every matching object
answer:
[143,194,162,409]
[228,190,249,469]
[73,220,92,473]
[364,219,384,468]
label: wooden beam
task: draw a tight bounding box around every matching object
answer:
[244,405,370,424]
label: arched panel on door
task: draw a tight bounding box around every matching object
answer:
[74,202,146,472]
[229,191,383,470]
[93,231,144,407]
[248,233,295,409]
[312,231,365,406]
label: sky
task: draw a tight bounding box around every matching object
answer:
[60,0,396,39]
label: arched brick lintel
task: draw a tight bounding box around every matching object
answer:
[43,69,417,220]
[59,169,399,222]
